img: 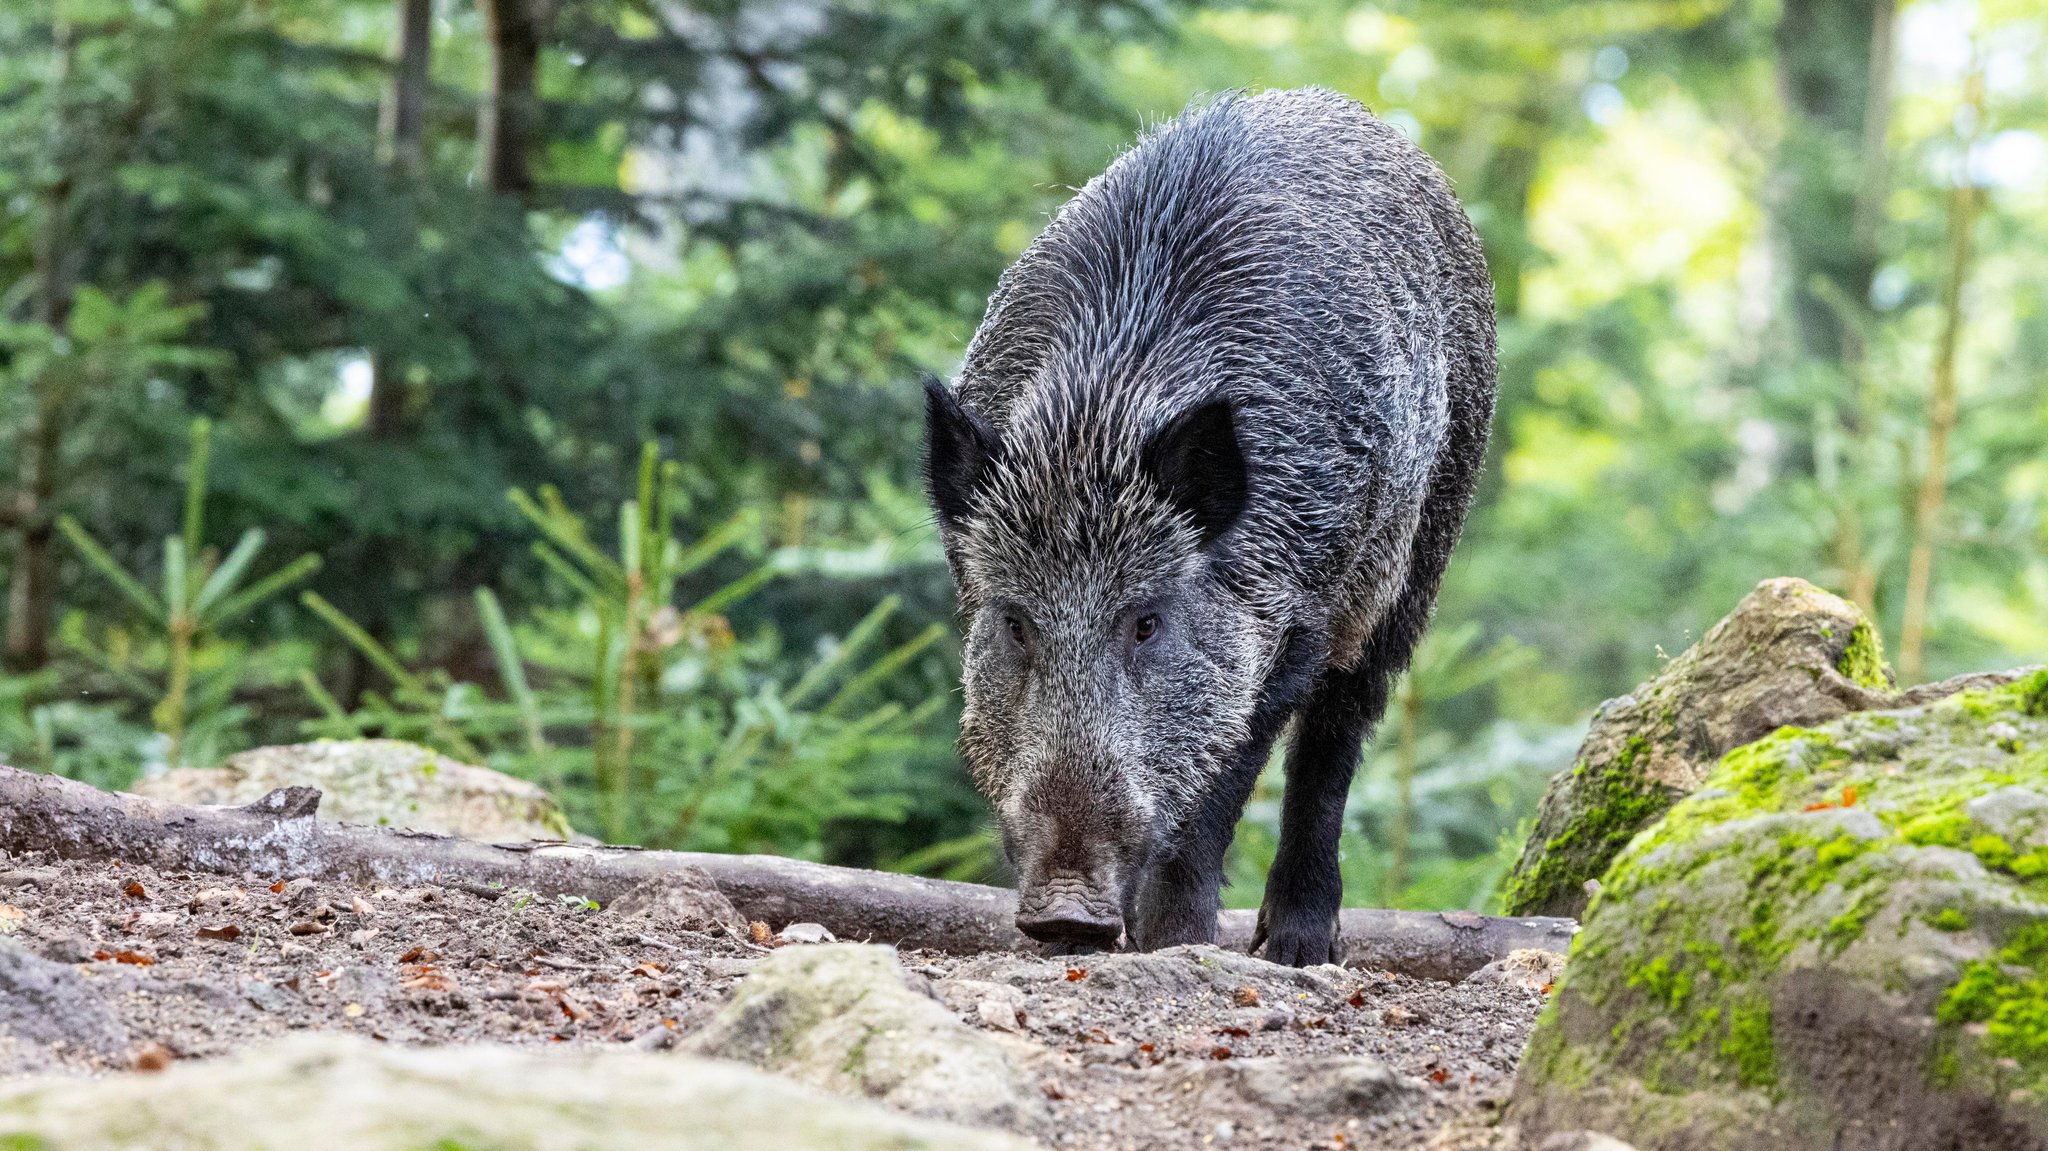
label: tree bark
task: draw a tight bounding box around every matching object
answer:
[478,0,544,196]
[1773,0,1891,365]
[369,0,432,439]
[0,765,1576,979]
[1899,66,1984,684]
[4,18,78,672]
[378,0,434,177]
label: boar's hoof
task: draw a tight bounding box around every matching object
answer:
[1015,900,1124,954]
[1252,906,1339,968]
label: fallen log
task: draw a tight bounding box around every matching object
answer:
[0,765,1572,978]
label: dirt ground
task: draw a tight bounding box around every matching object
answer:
[0,850,1545,1150]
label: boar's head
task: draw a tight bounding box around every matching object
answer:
[923,377,1268,953]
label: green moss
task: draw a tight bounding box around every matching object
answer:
[1721,999,1778,1088]
[1504,737,1677,914]
[1971,834,2016,870]
[1900,810,1971,848]
[0,1137,49,1151]
[1524,673,2048,1112]
[1938,922,2048,1082]
[2025,668,2048,718]
[839,1026,877,1076]
[1836,618,1890,690]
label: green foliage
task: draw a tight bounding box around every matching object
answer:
[2,0,2043,900]
[54,418,320,769]
[300,444,952,857]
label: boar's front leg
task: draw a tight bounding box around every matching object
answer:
[1255,661,1391,967]
[1128,727,1285,951]
[1131,628,1325,952]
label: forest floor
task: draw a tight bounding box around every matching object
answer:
[0,851,1545,1150]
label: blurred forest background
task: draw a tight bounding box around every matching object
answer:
[2,0,2043,912]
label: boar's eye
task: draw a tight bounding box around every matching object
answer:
[1005,615,1028,647]
[1133,614,1160,645]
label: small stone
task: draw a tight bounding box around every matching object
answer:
[1465,949,1567,994]
[1214,1120,1236,1142]
[1380,1005,1426,1028]
[133,1043,174,1072]
[37,935,95,964]
[777,922,836,945]
[977,997,1024,1032]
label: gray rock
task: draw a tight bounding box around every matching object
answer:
[130,739,573,841]
[0,1032,1037,1150]
[1465,948,1566,994]
[605,871,747,937]
[1536,1135,1641,1151]
[1185,1054,1419,1120]
[0,938,130,1059]
[684,943,1046,1132]
[1508,667,2048,1149]
[1503,577,2034,919]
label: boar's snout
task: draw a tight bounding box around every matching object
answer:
[1015,876,1124,953]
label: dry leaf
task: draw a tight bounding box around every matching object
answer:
[401,965,457,993]
[196,924,241,942]
[0,904,24,934]
[133,1043,174,1072]
[122,881,147,899]
[1065,967,1088,982]
[1232,985,1260,1007]
[269,880,287,894]
[110,950,155,966]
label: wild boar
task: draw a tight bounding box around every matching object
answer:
[923,88,1496,966]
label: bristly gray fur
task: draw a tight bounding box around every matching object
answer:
[927,87,1497,960]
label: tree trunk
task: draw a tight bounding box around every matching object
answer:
[4,18,78,672]
[368,0,432,439]
[1899,66,1984,684]
[1773,0,1891,365]
[0,765,1578,979]
[478,0,544,196]
[1823,0,1896,615]
[378,0,434,177]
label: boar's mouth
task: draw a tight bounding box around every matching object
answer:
[1014,874,1126,954]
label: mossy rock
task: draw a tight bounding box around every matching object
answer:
[130,739,574,842]
[684,943,1046,1133]
[1508,667,2048,1150]
[1503,577,2019,920]
[0,1032,1035,1150]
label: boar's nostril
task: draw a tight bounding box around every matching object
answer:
[1015,897,1124,952]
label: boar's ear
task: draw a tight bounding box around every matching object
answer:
[924,375,1000,530]
[1141,397,1248,549]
